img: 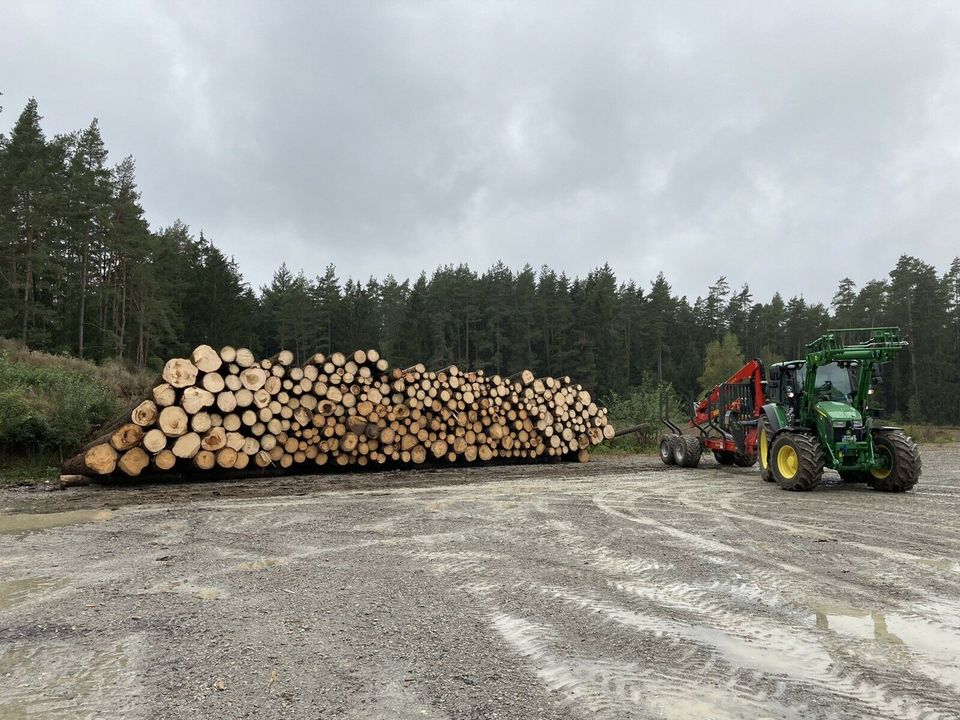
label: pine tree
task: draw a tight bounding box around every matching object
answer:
[0,99,62,345]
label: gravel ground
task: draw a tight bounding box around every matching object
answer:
[2,446,959,719]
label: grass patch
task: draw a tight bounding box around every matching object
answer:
[0,452,61,486]
[904,425,960,444]
[0,339,155,484]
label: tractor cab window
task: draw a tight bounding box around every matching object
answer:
[813,362,854,401]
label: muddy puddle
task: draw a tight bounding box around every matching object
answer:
[0,637,143,720]
[812,602,960,691]
[0,576,67,611]
[0,509,113,535]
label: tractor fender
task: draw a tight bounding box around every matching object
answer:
[760,404,790,436]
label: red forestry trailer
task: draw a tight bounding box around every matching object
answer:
[660,359,766,468]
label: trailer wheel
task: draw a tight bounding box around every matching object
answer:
[867,430,921,493]
[673,435,702,468]
[771,432,824,491]
[734,453,757,468]
[659,436,676,465]
[758,418,775,482]
[713,451,736,465]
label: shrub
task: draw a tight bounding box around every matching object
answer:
[0,343,147,458]
[601,377,684,452]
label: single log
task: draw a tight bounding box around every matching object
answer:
[233,388,253,408]
[202,372,225,393]
[118,447,150,476]
[131,400,158,427]
[172,432,202,459]
[111,423,144,451]
[61,443,118,476]
[191,411,213,433]
[191,344,223,373]
[158,406,189,437]
[217,391,238,413]
[162,358,199,388]
[219,345,237,363]
[216,447,238,468]
[411,445,427,464]
[202,427,227,451]
[143,428,167,453]
[235,347,255,368]
[181,387,215,414]
[193,450,216,470]
[152,383,176,407]
[240,367,267,391]
[154,449,176,470]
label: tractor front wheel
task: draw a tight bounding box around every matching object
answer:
[867,431,921,493]
[770,432,824,491]
[673,436,702,468]
[758,418,775,482]
[659,436,677,465]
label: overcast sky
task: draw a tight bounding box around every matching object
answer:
[3,1,959,304]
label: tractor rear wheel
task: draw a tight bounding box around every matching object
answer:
[770,432,824,491]
[673,436,702,468]
[867,430,921,492]
[758,417,775,482]
[713,450,736,465]
[659,436,677,465]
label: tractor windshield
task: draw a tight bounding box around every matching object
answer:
[812,362,854,401]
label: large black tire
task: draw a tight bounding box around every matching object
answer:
[770,432,824,491]
[867,430,921,492]
[713,450,736,465]
[659,436,677,465]
[673,435,702,468]
[758,417,775,482]
[734,452,757,468]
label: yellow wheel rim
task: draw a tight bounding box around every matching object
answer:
[871,446,893,479]
[759,430,768,469]
[777,445,799,479]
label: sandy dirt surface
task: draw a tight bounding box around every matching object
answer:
[2,447,959,719]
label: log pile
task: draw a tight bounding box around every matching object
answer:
[61,345,615,478]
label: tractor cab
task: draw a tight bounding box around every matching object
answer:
[767,360,861,409]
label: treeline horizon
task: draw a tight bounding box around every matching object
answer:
[2,98,959,423]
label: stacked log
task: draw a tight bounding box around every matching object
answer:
[61,345,614,478]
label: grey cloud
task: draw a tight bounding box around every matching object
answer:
[3,0,958,301]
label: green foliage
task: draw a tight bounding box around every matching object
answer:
[0,339,153,459]
[698,332,746,393]
[601,378,682,452]
[0,451,61,486]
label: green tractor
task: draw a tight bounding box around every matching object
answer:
[758,328,921,492]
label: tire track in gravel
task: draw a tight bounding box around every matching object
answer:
[549,522,960,717]
[489,612,805,720]
[406,487,956,718]
[593,475,960,712]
